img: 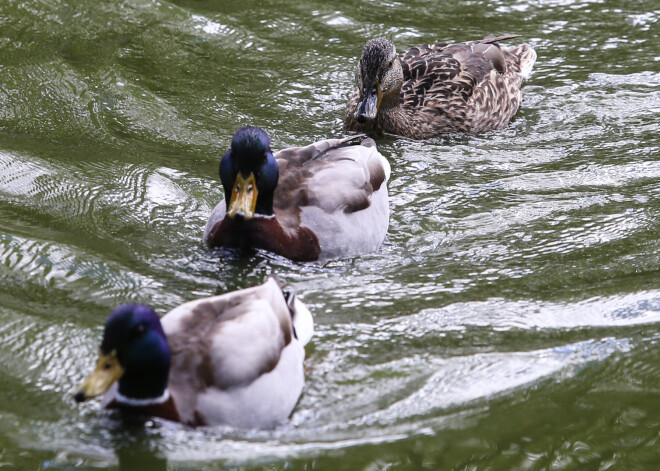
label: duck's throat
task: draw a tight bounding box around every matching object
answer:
[376,103,408,136]
[117,370,169,404]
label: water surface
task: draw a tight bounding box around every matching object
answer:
[0,0,659,469]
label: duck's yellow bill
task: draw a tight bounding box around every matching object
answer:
[74,350,124,402]
[228,172,258,220]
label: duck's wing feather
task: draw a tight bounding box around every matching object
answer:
[274,137,390,215]
[160,277,309,426]
[274,134,365,170]
[400,35,523,106]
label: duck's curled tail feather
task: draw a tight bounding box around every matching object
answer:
[510,44,537,80]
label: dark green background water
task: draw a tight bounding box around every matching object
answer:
[1,0,659,469]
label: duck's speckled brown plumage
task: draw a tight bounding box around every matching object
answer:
[345,35,537,139]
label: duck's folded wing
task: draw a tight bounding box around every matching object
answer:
[277,138,389,215]
[402,37,519,106]
[274,135,365,170]
[400,51,472,105]
[160,278,297,421]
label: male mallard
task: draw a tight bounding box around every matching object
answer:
[74,277,314,429]
[204,126,390,261]
[345,35,537,139]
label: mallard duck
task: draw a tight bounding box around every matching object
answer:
[345,35,537,139]
[74,276,314,429]
[204,126,390,261]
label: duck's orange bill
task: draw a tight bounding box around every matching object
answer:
[74,350,123,402]
[228,172,258,220]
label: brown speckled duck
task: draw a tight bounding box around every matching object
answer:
[204,126,390,261]
[345,35,537,139]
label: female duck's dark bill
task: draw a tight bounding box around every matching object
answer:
[228,171,258,220]
[74,350,124,402]
[355,83,381,123]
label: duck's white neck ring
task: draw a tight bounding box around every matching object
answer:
[115,389,170,407]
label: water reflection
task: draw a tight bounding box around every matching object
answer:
[112,421,168,471]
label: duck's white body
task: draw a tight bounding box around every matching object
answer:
[163,277,312,428]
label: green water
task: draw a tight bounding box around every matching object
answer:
[1,0,659,469]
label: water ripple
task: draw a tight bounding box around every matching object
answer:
[0,0,659,468]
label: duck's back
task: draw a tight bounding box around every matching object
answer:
[274,136,391,258]
[161,277,310,428]
[400,36,536,135]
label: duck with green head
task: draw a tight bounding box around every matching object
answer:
[75,277,314,428]
[204,126,390,261]
[345,35,537,139]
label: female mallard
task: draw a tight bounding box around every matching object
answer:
[74,277,314,429]
[345,35,537,139]
[204,126,390,261]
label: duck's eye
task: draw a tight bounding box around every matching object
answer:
[388,60,393,68]
[247,184,253,192]
[236,183,241,192]
[133,323,147,339]
[103,362,113,370]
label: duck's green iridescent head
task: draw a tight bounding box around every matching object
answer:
[219,126,279,220]
[354,38,403,123]
[74,304,171,403]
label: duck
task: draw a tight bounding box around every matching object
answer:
[204,126,390,261]
[74,276,314,429]
[345,34,537,139]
